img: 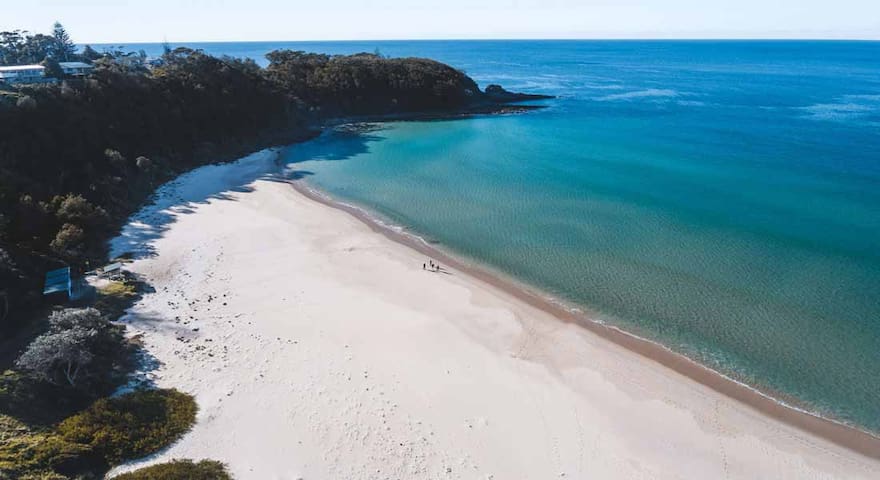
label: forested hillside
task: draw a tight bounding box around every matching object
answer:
[0,23,551,479]
[0,28,544,338]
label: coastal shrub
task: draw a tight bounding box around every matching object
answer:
[53,194,108,228]
[49,223,85,256]
[94,281,139,320]
[0,248,19,328]
[98,281,137,298]
[17,472,68,480]
[0,414,92,479]
[15,95,36,109]
[135,156,153,172]
[56,389,197,465]
[16,329,95,387]
[113,460,231,480]
[0,370,96,426]
[104,149,127,171]
[15,308,130,392]
[0,383,200,478]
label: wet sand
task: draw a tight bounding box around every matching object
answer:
[291,181,880,462]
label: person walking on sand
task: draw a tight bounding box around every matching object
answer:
[423,263,426,270]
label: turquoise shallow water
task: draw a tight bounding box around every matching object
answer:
[125,40,880,431]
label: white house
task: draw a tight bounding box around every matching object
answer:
[59,61,94,77]
[0,65,46,84]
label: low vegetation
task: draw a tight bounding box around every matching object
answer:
[0,307,195,478]
[0,415,92,480]
[94,280,139,319]
[0,389,197,479]
[113,459,232,480]
[56,389,197,465]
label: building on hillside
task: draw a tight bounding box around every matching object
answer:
[43,267,72,302]
[0,65,47,84]
[59,61,94,77]
[43,266,92,303]
[98,262,124,280]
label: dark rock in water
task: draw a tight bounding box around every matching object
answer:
[484,84,555,103]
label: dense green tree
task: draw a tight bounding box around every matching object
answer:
[15,308,129,389]
[41,57,63,79]
[264,50,483,114]
[50,223,86,257]
[0,30,26,65]
[0,26,539,344]
[17,326,95,386]
[0,29,70,66]
[51,22,77,62]
[54,194,109,227]
[80,45,101,62]
[0,248,19,326]
[0,24,90,67]
[22,33,56,64]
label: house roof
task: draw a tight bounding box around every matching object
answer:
[59,61,92,68]
[43,267,71,296]
[0,65,45,72]
[102,262,123,273]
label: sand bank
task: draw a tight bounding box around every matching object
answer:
[108,149,880,479]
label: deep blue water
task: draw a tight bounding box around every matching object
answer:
[117,40,880,432]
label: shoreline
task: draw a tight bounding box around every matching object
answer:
[109,147,880,478]
[289,175,880,461]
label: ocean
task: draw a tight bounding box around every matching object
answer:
[116,40,880,432]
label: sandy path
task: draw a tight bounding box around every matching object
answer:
[107,150,880,479]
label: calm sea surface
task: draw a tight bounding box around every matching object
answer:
[116,40,880,432]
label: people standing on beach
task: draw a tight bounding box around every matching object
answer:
[426,259,442,273]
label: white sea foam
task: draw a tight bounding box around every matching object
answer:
[596,88,680,101]
[800,94,880,124]
[582,82,626,90]
[677,100,707,107]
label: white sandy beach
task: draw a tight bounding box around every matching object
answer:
[107,149,880,479]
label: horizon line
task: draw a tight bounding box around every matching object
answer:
[80,37,880,45]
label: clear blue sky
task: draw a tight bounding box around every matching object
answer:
[2,0,878,43]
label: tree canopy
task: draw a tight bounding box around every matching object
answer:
[0,23,93,67]
[0,24,539,340]
[0,22,547,480]
[15,308,129,390]
[51,22,77,62]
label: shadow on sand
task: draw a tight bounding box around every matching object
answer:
[112,126,386,262]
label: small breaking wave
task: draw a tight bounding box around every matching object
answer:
[596,88,680,102]
[800,94,880,125]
